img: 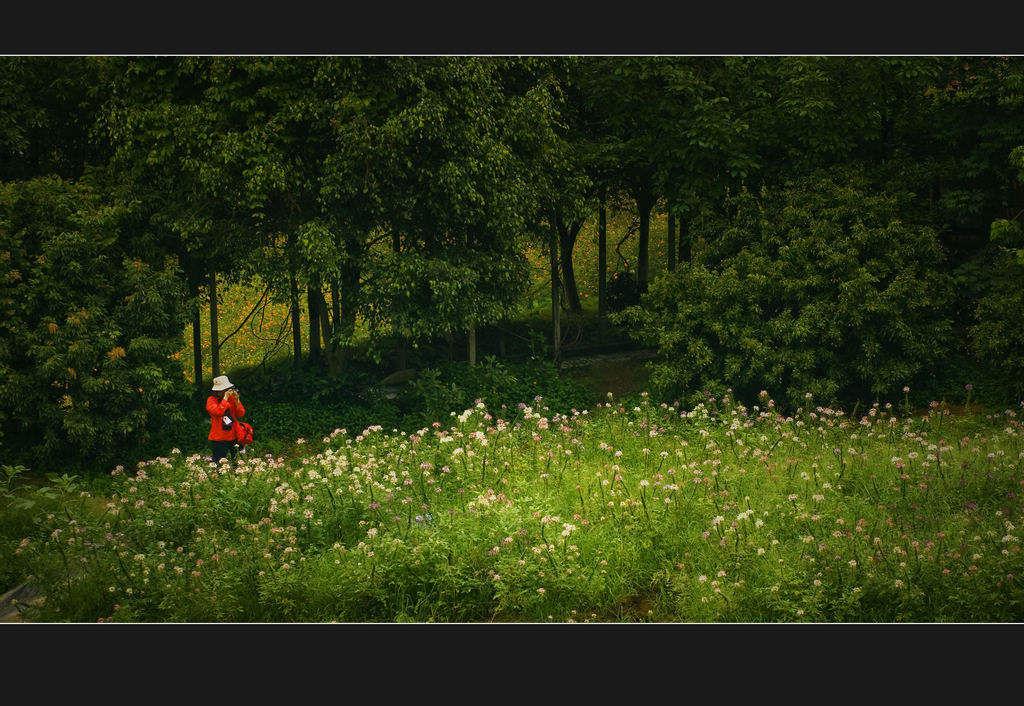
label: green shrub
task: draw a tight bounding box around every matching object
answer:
[0,177,192,475]
[403,356,595,428]
[256,398,401,443]
[614,172,956,412]
[0,465,50,593]
[969,247,1024,402]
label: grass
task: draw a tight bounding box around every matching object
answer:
[6,387,1023,623]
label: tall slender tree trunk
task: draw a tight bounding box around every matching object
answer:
[327,280,343,375]
[289,269,302,370]
[316,290,331,353]
[549,221,561,364]
[637,195,652,292]
[598,199,607,326]
[464,228,476,367]
[392,228,411,372]
[188,264,205,399]
[209,267,220,380]
[331,281,341,337]
[308,281,321,363]
[192,306,203,398]
[333,262,359,375]
[559,217,583,314]
[288,234,302,370]
[678,214,691,263]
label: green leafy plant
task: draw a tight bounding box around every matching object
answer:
[970,241,1024,403]
[0,176,192,475]
[0,464,60,594]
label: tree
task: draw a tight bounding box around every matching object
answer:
[314,57,558,368]
[578,57,668,294]
[513,57,600,360]
[97,56,245,394]
[970,121,1024,400]
[192,57,335,376]
[0,176,191,472]
[898,56,1024,254]
[100,57,345,383]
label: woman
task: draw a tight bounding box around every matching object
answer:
[206,375,246,462]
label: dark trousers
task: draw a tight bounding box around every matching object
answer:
[211,440,237,463]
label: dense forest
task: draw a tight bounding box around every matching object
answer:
[2,56,1023,476]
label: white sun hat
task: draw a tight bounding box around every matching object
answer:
[211,375,235,392]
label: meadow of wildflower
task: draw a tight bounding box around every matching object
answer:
[8,211,1022,623]
[10,387,1023,623]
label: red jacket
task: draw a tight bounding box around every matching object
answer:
[206,394,246,441]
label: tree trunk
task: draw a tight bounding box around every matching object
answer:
[192,305,203,398]
[678,214,691,263]
[558,216,583,314]
[598,200,607,325]
[308,280,321,364]
[188,264,204,399]
[209,267,220,379]
[392,226,411,371]
[549,221,561,364]
[332,263,359,375]
[317,290,332,353]
[331,281,341,337]
[286,232,302,370]
[637,195,652,292]
[468,323,476,366]
[289,268,302,370]
[326,280,344,375]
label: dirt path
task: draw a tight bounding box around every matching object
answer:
[561,348,657,399]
